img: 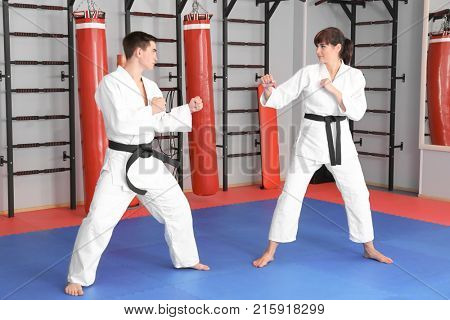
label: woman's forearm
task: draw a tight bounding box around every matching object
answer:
[332,88,346,112]
[264,87,273,101]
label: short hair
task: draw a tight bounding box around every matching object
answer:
[122,31,157,59]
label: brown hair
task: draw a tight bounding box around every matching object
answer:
[122,31,157,59]
[314,27,353,65]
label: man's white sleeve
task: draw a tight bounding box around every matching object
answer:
[152,104,192,133]
[95,78,192,135]
[147,83,192,133]
[95,77,155,136]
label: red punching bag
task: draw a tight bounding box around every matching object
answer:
[183,13,219,195]
[74,10,108,214]
[257,85,281,189]
[427,32,450,146]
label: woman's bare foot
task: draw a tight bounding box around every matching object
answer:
[253,252,274,268]
[192,263,210,271]
[64,283,84,296]
[363,242,393,264]
[253,240,279,268]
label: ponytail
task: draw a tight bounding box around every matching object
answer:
[341,38,353,65]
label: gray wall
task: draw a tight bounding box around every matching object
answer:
[0,0,433,211]
[420,150,450,200]
[0,0,295,211]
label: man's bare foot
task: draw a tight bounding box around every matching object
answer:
[64,283,84,296]
[363,242,393,264]
[252,252,274,268]
[192,263,210,271]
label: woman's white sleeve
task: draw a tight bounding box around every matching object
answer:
[260,68,308,109]
[339,70,367,121]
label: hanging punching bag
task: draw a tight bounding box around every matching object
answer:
[183,13,219,195]
[257,85,281,189]
[427,32,450,146]
[74,10,108,214]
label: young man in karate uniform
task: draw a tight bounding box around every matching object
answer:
[65,31,209,296]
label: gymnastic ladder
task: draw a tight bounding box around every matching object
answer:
[315,0,407,191]
[124,0,189,189]
[0,0,77,218]
[216,0,305,191]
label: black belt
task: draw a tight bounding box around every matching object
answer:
[108,140,180,195]
[304,113,347,166]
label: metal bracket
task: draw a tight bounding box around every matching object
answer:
[225,0,238,17]
[125,0,135,11]
[63,151,72,161]
[0,71,5,82]
[395,73,406,83]
[213,73,224,82]
[61,71,70,82]
[177,0,188,14]
[254,139,261,147]
[0,156,7,166]
[354,138,362,146]
[429,9,450,21]
[257,0,302,5]
[392,142,404,151]
[255,73,262,82]
[168,72,180,82]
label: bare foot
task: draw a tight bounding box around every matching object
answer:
[192,263,210,271]
[64,283,84,296]
[252,252,274,268]
[363,242,393,264]
[253,241,279,268]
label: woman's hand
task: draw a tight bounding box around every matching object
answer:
[320,78,336,93]
[151,97,166,114]
[189,96,203,113]
[320,78,345,112]
[261,74,277,100]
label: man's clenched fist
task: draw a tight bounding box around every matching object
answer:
[189,96,203,113]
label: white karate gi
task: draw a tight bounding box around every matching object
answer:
[68,66,199,286]
[261,62,374,243]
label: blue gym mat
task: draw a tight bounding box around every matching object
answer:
[0,198,449,299]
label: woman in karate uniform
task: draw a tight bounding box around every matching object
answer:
[253,27,392,268]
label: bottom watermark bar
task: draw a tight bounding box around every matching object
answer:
[1,300,449,319]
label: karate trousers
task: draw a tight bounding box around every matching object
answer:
[67,156,199,286]
[269,155,374,244]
